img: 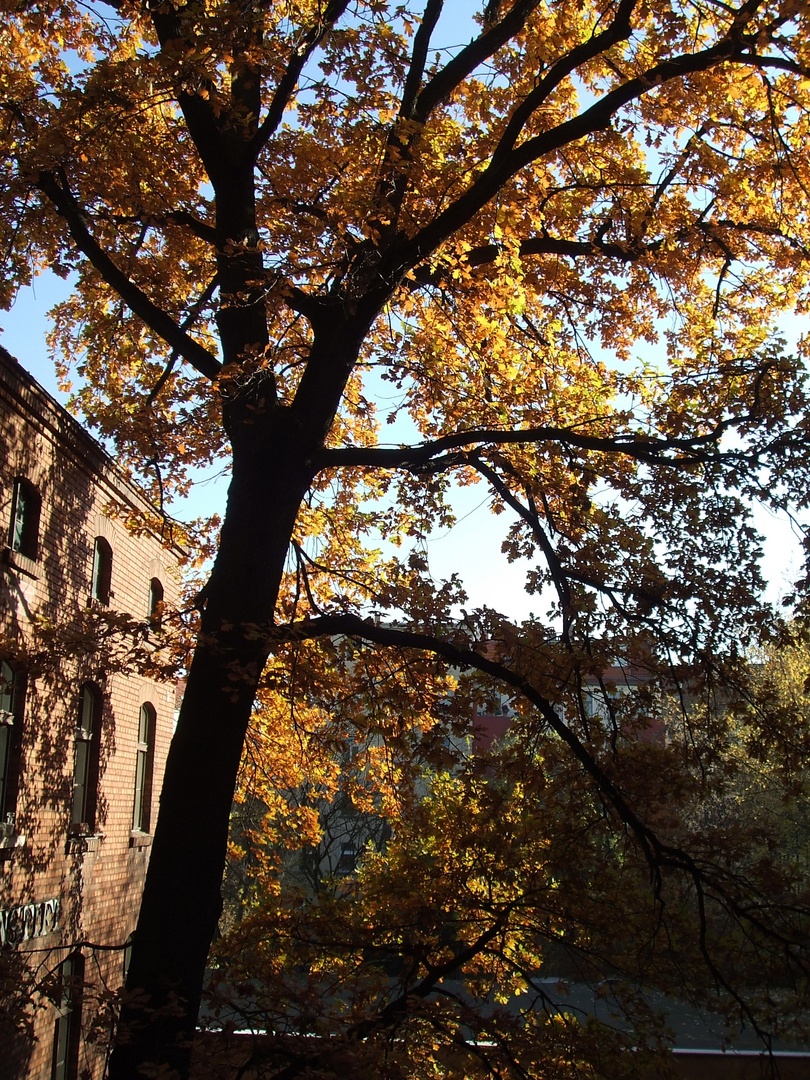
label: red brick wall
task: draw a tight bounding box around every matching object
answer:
[0,350,182,1079]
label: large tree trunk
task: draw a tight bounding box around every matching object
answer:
[109,398,317,1079]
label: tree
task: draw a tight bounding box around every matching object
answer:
[703,626,810,878]
[208,625,810,1079]
[3,0,810,1074]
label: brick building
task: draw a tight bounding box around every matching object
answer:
[0,347,181,1079]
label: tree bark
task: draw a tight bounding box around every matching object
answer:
[108,295,374,1075]
[109,398,317,1078]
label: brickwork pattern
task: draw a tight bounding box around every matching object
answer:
[0,349,182,1080]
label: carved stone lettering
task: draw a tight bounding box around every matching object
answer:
[22,904,35,940]
[42,898,59,935]
[0,898,61,946]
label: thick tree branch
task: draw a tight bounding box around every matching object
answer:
[492,0,637,159]
[412,0,545,123]
[95,209,217,246]
[469,456,576,638]
[36,170,222,381]
[271,612,810,968]
[407,213,808,291]
[388,19,778,284]
[247,0,352,164]
[369,0,446,227]
[269,612,684,881]
[146,11,237,186]
[407,232,660,288]
[399,0,445,121]
[369,0,547,240]
[154,210,218,246]
[315,417,742,472]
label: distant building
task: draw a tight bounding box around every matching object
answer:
[0,348,181,1080]
[473,699,516,755]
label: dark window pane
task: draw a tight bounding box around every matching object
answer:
[0,662,20,822]
[0,660,14,715]
[133,704,155,832]
[91,538,112,604]
[9,479,40,558]
[51,954,82,1080]
[79,686,94,739]
[10,481,28,552]
[72,686,100,829]
[0,725,10,820]
[137,702,150,745]
[51,1012,70,1080]
[71,740,89,825]
[148,578,164,625]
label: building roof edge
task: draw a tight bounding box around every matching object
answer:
[0,346,186,559]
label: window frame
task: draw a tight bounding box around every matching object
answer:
[0,660,25,829]
[133,702,156,834]
[90,537,113,605]
[8,477,41,560]
[148,577,164,628]
[71,685,101,831]
[50,952,83,1080]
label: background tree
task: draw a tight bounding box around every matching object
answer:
[206,625,810,1078]
[697,625,810,880]
[3,0,810,1075]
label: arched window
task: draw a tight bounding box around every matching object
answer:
[90,537,112,605]
[133,703,156,833]
[0,660,24,829]
[51,952,83,1080]
[8,477,41,559]
[71,685,101,830]
[148,577,164,626]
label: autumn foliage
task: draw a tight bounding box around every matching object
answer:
[3,0,810,1076]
